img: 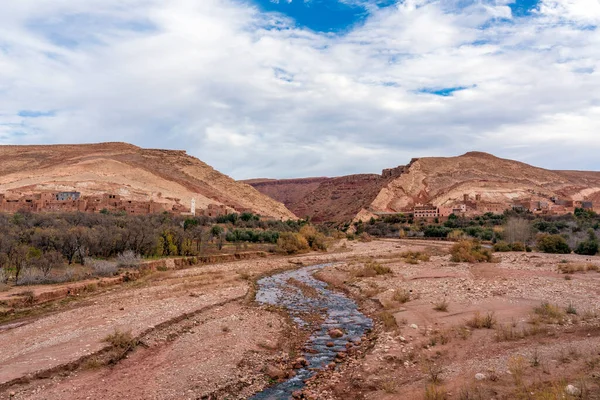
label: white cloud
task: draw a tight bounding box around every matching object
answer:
[0,0,599,179]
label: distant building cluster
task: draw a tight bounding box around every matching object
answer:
[0,191,233,217]
[408,193,595,220]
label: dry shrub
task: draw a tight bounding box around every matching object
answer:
[422,359,444,383]
[401,251,430,264]
[450,241,494,263]
[507,355,526,386]
[393,288,411,304]
[434,299,449,312]
[354,260,391,277]
[276,232,310,255]
[358,232,373,242]
[495,323,547,342]
[17,268,74,286]
[558,263,599,274]
[533,301,565,323]
[104,330,138,350]
[466,312,496,329]
[116,250,142,268]
[378,311,398,330]
[299,225,328,251]
[87,258,118,277]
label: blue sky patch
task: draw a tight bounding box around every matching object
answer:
[509,0,540,17]
[417,86,471,96]
[18,110,56,118]
[249,0,396,33]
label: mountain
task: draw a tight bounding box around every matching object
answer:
[0,142,296,219]
[246,152,600,223]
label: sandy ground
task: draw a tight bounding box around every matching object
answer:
[2,239,600,399]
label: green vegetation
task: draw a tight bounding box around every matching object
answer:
[536,234,571,254]
[358,208,600,256]
[0,211,323,285]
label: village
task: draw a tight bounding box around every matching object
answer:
[0,191,231,218]
[407,193,595,220]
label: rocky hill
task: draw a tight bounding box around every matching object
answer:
[0,143,296,219]
[247,152,600,223]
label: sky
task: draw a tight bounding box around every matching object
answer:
[0,0,599,179]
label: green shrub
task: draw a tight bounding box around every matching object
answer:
[536,234,571,254]
[493,241,511,252]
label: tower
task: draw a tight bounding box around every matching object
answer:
[191,198,196,216]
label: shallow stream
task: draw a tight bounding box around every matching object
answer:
[250,263,372,399]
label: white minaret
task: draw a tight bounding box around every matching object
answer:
[191,198,196,216]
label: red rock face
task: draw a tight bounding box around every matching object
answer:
[247,174,389,223]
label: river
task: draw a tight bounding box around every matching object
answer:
[250,263,372,399]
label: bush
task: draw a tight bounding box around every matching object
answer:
[510,242,526,252]
[536,234,571,254]
[276,232,310,255]
[575,240,598,255]
[493,241,511,252]
[400,251,430,264]
[450,240,494,263]
[116,250,142,268]
[355,261,392,277]
[299,225,327,251]
[17,268,74,286]
[87,258,118,277]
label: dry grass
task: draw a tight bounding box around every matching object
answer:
[354,261,392,277]
[424,384,448,400]
[494,323,547,342]
[507,355,526,386]
[532,301,565,323]
[401,251,431,264]
[557,263,600,274]
[466,312,496,329]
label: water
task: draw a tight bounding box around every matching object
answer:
[250,264,372,399]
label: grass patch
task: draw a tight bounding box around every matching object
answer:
[532,301,565,323]
[557,263,600,274]
[494,323,547,342]
[424,384,448,400]
[354,260,392,277]
[400,251,430,264]
[466,312,496,329]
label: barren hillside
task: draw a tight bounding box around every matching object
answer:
[248,152,600,223]
[0,143,296,219]
[246,175,387,223]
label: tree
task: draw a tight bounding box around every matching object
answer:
[504,218,532,244]
[574,229,599,256]
[9,245,30,285]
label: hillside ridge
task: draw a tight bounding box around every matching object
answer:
[246,152,600,223]
[0,143,296,219]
